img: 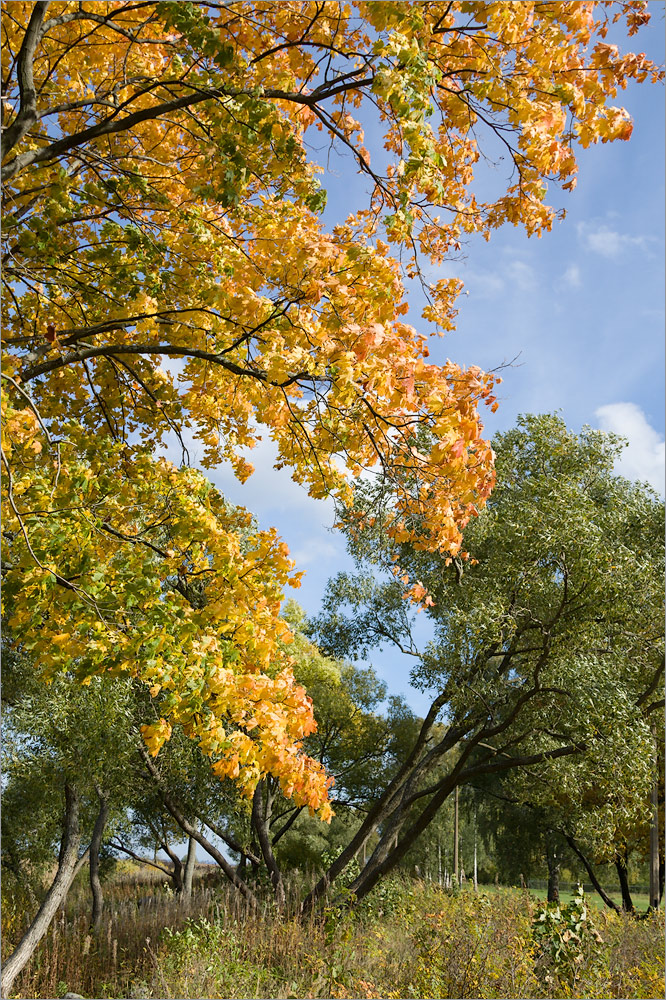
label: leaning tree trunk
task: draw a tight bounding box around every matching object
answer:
[89,787,109,933]
[1,785,86,998]
[252,780,286,910]
[563,834,619,912]
[649,726,661,911]
[302,694,584,915]
[160,838,184,894]
[615,851,634,913]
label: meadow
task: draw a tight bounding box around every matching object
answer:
[3,866,663,1000]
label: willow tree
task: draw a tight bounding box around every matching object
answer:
[308,415,664,907]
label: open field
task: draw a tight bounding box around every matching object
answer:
[3,871,663,1000]
[472,882,652,912]
[529,888,651,911]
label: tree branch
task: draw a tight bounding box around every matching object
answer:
[20,341,309,390]
[107,840,173,877]
[137,744,258,908]
[2,76,373,182]
[1,2,49,155]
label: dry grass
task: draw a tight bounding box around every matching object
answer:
[8,880,224,999]
[4,872,664,999]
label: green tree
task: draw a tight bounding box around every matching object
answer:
[305,414,664,909]
[1,662,138,992]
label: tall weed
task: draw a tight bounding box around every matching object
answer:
[5,874,663,999]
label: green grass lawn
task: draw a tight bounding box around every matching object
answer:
[474,882,652,912]
[528,886,651,911]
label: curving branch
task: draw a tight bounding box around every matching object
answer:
[20,341,309,390]
[2,75,374,182]
[1,2,50,156]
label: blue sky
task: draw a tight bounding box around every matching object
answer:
[169,10,665,716]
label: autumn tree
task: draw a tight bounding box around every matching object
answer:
[1,0,660,924]
[306,415,664,908]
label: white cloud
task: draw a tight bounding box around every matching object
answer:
[562,264,581,288]
[466,270,505,298]
[290,537,340,568]
[578,223,650,259]
[505,259,536,291]
[595,402,665,495]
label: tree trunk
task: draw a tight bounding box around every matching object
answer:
[182,835,197,900]
[302,709,583,914]
[563,834,619,912]
[252,780,286,910]
[546,837,560,904]
[454,786,459,886]
[301,693,458,913]
[473,808,478,892]
[89,787,109,933]
[271,805,304,846]
[160,838,184,893]
[138,745,258,907]
[615,852,634,913]
[1,785,83,998]
[335,782,455,907]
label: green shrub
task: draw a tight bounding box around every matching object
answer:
[532,885,604,992]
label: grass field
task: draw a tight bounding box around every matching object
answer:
[530,887,651,910]
[475,883,652,912]
[3,868,663,999]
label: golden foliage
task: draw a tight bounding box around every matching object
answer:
[2,1,658,809]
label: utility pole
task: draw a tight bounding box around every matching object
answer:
[454,786,459,886]
[474,806,479,892]
[649,724,661,910]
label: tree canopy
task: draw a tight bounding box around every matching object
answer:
[2,1,660,811]
[308,414,664,905]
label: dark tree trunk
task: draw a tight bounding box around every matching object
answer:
[649,727,661,910]
[1,785,85,997]
[615,853,634,913]
[546,836,560,904]
[89,787,109,932]
[160,838,184,893]
[252,780,286,910]
[272,805,304,846]
[302,703,583,914]
[563,834,619,912]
